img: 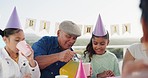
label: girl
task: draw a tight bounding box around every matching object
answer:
[83,15,120,78]
[0,7,40,78]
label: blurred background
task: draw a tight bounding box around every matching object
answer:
[0,0,142,73]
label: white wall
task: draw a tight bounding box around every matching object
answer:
[0,0,142,37]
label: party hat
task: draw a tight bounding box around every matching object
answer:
[75,60,87,78]
[93,14,107,36]
[6,7,22,29]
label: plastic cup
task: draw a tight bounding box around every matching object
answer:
[83,62,91,76]
[16,40,31,56]
[55,75,68,78]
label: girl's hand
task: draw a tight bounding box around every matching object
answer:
[23,73,31,78]
[21,44,36,67]
[97,71,107,78]
[97,70,115,78]
[106,70,115,77]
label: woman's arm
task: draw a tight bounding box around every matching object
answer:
[122,49,135,70]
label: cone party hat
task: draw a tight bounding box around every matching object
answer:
[75,60,87,78]
[6,7,22,29]
[93,14,107,36]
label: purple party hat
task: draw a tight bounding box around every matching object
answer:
[6,7,22,29]
[93,14,107,36]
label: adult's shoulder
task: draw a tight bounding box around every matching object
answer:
[39,36,57,41]
[41,36,57,39]
[32,36,57,46]
[128,43,141,48]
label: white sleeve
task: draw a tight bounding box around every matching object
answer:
[28,61,41,78]
[0,58,3,78]
[127,43,140,58]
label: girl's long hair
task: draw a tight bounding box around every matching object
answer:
[83,32,109,62]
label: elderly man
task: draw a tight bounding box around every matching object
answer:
[32,20,81,78]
